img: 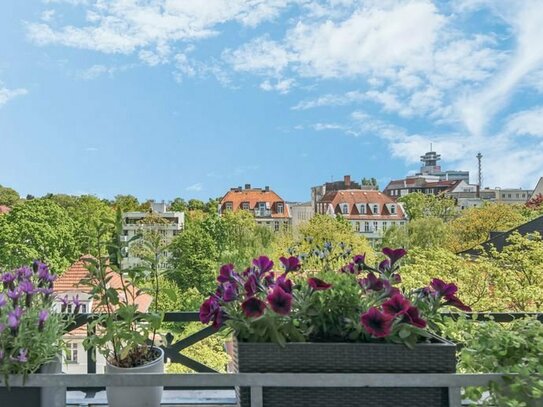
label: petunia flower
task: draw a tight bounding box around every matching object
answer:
[403,306,427,328]
[199,296,223,328]
[244,274,258,297]
[360,307,394,338]
[382,280,400,298]
[444,295,471,312]
[217,264,236,284]
[241,297,266,318]
[38,310,49,331]
[378,259,391,272]
[275,274,293,293]
[359,272,384,292]
[307,277,332,291]
[252,256,274,275]
[267,285,292,315]
[353,254,366,265]
[382,248,407,266]
[382,294,411,316]
[430,278,458,299]
[222,282,237,302]
[279,256,301,272]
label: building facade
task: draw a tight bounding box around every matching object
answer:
[288,201,314,229]
[121,201,184,268]
[219,184,291,231]
[315,189,408,241]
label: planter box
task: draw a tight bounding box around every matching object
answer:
[0,357,62,407]
[234,337,456,407]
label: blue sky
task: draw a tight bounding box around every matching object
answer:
[1,0,543,202]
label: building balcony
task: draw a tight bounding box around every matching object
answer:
[254,209,272,217]
[1,311,541,407]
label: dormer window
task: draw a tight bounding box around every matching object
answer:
[225,202,233,211]
[241,202,250,210]
[359,204,366,214]
[372,204,379,214]
[342,204,349,214]
[277,203,284,214]
[390,205,396,214]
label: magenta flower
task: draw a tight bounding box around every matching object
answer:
[444,295,471,312]
[38,310,49,331]
[382,248,407,265]
[353,254,366,265]
[199,296,223,328]
[359,272,384,292]
[378,259,391,272]
[341,263,356,274]
[241,297,266,318]
[403,306,427,328]
[382,294,411,316]
[222,282,237,302]
[307,277,332,291]
[244,274,258,297]
[360,307,394,338]
[382,280,400,298]
[275,274,293,293]
[252,256,274,275]
[267,285,292,315]
[430,278,458,299]
[217,264,236,283]
[279,256,301,272]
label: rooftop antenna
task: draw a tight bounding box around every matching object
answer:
[476,152,483,198]
[430,142,433,152]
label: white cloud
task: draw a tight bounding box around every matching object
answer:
[312,122,347,131]
[260,78,295,94]
[77,63,135,80]
[0,84,28,107]
[504,107,543,138]
[292,90,364,110]
[186,182,203,192]
[224,37,292,75]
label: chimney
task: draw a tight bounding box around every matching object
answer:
[264,186,270,192]
[244,184,251,190]
[344,175,351,188]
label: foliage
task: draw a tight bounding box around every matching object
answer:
[82,210,163,368]
[442,316,543,406]
[169,197,188,212]
[0,199,78,273]
[446,203,528,252]
[398,192,456,221]
[199,247,471,347]
[361,177,379,189]
[0,185,20,207]
[112,195,140,212]
[273,215,375,270]
[381,217,449,250]
[0,262,71,382]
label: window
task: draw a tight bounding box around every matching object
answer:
[355,222,360,232]
[502,194,505,198]
[372,204,379,214]
[364,222,370,232]
[277,203,284,214]
[66,342,78,363]
[382,222,387,231]
[508,194,511,198]
[359,205,366,214]
[241,202,250,210]
[342,204,349,214]
[516,193,519,198]
[390,205,396,214]
[274,221,280,232]
[373,221,378,231]
[225,202,233,211]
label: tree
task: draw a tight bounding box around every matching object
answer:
[187,199,205,211]
[170,197,188,212]
[381,217,450,250]
[0,185,20,207]
[398,192,456,221]
[446,203,528,252]
[361,177,379,189]
[0,199,78,273]
[113,195,140,212]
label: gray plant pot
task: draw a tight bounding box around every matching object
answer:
[234,337,456,407]
[105,347,164,407]
[0,356,62,407]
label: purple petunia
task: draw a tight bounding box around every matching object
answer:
[241,297,267,318]
[252,256,274,275]
[279,256,301,273]
[340,263,356,274]
[359,272,384,292]
[403,306,427,328]
[217,264,236,284]
[222,283,237,302]
[382,294,411,317]
[378,259,391,272]
[199,296,223,328]
[382,248,407,265]
[244,274,258,297]
[360,307,394,338]
[444,295,471,312]
[430,278,458,299]
[307,277,332,291]
[275,274,293,294]
[267,285,292,315]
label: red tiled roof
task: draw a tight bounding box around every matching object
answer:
[319,189,406,219]
[0,205,11,214]
[220,188,290,218]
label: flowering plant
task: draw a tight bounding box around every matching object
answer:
[200,245,471,347]
[0,261,70,381]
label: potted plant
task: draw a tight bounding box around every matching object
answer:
[0,261,71,407]
[199,244,472,407]
[82,211,164,407]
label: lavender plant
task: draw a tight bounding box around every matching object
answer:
[0,261,70,381]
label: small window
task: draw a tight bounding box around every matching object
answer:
[373,221,378,231]
[277,203,284,214]
[66,343,78,363]
[241,202,250,210]
[355,222,360,232]
[225,202,233,211]
[359,205,366,214]
[390,205,396,214]
[372,204,379,214]
[502,194,505,198]
[364,222,370,232]
[274,221,280,232]
[382,222,387,231]
[341,204,349,214]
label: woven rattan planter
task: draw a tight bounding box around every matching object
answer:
[234,337,456,407]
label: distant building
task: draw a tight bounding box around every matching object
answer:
[288,201,314,229]
[416,150,470,182]
[447,187,532,210]
[54,258,152,374]
[122,201,184,268]
[311,175,376,212]
[219,184,291,232]
[315,189,408,241]
[530,177,543,200]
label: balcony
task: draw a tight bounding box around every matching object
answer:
[2,312,542,407]
[254,209,272,217]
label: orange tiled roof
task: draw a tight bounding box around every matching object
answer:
[319,189,407,218]
[220,188,290,218]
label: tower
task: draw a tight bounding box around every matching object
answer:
[476,152,482,198]
[419,147,442,175]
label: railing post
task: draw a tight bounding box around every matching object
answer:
[448,386,462,407]
[87,324,96,373]
[250,386,263,407]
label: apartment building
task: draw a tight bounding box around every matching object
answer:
[218,184,291,231]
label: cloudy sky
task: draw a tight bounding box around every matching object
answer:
[1,0,542,201]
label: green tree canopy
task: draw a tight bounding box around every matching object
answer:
[113,194,140,212]
[381,216,450,250]
[170,197,188,212]
[0,185,20,207]
[0,199,78,273]
[398,192,456,221]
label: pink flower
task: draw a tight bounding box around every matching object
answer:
[307,277,332,291]
[267,285,292,315]
[360,307,394,338]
